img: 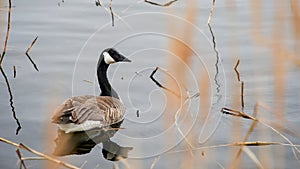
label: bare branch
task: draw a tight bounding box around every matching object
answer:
[208,23,221,93]
[144,0,178,7]
[234,59,240,81]
[149,67,181,98]
[25,36,39,71]
[221,107,256,121]
[0,67,22,134]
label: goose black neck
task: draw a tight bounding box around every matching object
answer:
[97,61,119,99]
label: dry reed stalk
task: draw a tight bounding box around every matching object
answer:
[164,0,197,167]
[250,0,300,67]
[290,0,300,50]
[272,1,287,167]
[198,71,210,124]
[221,106,300,157]
[43,83,63,169]
[0,137,79,169]
[16,148,27,169]
[230,104,259,169]
[144,0,177,7]
[166,141,299,155]
[25,36,39,71]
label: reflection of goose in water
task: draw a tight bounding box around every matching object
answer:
[51,48,131,133]
[53,120,133,161]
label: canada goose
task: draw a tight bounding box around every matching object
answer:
[52,48,131,133]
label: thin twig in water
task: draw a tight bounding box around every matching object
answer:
[0,67,21,134]
[207,0,216,24]
[149,67,181,98]
[234,59,240,82]
[208,23,221,94]
[109,0,114,26]
[96,1,131,28]
[0,137,79,169]
[16,149,27,169]
[241,81,244,108]
[25,36,39,71]
[83,79,94,84]
[144,0,178,7]
[0,0,12,65]
[13,65,16,78]
[221,107,256,121]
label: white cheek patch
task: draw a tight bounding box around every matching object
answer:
[103,52,116,64]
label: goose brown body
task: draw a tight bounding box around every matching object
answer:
[51,48,130,133]
[51,96,125,132]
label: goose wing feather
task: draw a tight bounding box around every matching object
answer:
[52,96,125,126]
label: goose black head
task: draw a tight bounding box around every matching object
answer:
[102,48,131,64]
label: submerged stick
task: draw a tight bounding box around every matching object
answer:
[109,0,114,26]
[144,0,177,7]
[241,81,244,108]
[13,65,16,78]
[0,0,12,65]
[234,59,240,82]
[0,137,79,169]
[208,23,221,93]
[0,67,22,135]
[149,67,181,98]
[25,36,39,71]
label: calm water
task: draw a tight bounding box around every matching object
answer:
[1,0,300,168]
